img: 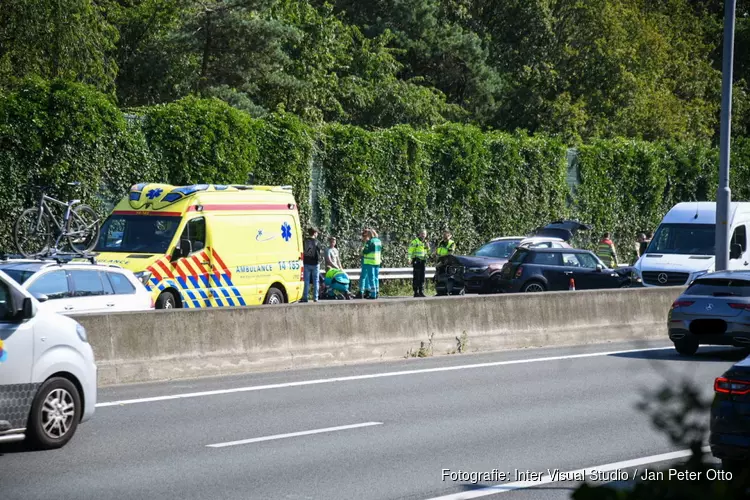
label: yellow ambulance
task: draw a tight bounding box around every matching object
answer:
[94,183,304,308]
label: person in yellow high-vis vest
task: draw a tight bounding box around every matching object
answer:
[409,230,430,297]
[436,230,456,260]
[596,232,618,268]
[360,228,382,299]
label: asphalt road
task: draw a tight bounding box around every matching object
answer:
[1,340,743,500]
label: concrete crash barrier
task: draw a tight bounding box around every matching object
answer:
[74,287,683,386]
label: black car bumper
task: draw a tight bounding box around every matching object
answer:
[668,327,750,348]
[710,434,750,460]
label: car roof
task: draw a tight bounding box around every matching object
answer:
[696,270,750,281]
[520,236,565,243]
[0,259,124,272]
[489,236,525,242]
[518,247,590,253]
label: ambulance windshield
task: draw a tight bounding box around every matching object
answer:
[95,214,181,254]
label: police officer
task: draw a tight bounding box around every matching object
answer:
[436,230,456,260]
[596,232,618,268]
[409,229,430,297]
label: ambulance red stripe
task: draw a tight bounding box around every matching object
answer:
[187,204,290,212]
[211,249,232,278]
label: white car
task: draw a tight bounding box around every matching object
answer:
[0,259,153,314]
[0,269,97,449]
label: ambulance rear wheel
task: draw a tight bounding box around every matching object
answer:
[27,377,81,450]
[156,291,176,309]
[264,287,285,305]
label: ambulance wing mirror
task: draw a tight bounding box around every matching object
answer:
[730,243,742,260]
[172,240,192,260]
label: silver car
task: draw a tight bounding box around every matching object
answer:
[669,271,750,355]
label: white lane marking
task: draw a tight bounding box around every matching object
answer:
[97,346,671,408]
[424,446,712,499]
[206,422,383,448]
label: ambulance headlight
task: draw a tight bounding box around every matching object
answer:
[135,271,153,286]
[76,323,88,343]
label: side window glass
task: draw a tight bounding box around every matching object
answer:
[70,270,105,297]
[0,281,13,321]
[562,253,580,267]
[28,271,70,299]
[577,254,598,268]
[108,273,136,295]
[732,225,747,253]
[532,252,560,266]
[180,217,206,254]
[100,272,115,295]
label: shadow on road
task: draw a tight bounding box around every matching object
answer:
[609,346,748,363]
[0,441,35,456]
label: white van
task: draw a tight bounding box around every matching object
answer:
[0,270,97,449]
[634,202,750,287]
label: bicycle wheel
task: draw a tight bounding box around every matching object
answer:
[14,208,53,257]
[66,205,100,254]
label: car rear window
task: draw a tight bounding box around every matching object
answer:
[107,272,136,295]
[509,249,528,263]
[686,278,750,297]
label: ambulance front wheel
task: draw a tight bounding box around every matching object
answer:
[156,291,177,309]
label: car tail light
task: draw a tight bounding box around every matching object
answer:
[729,303,750,311]
[515,266,523,279]
[715,377,750,395]
[671,300,694,309]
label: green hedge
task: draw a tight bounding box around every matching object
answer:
[3,78,750,267]
[0,78,158,253]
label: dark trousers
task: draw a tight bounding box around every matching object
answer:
[412,260,426,294]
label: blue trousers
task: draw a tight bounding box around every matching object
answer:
[360,264,380,297]
[302,264,320,301]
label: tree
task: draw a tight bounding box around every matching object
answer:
[0,0,118,92]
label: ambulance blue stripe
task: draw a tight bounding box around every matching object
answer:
[185,289,201,308]
[220,288,236,306]
[222,274,234,286]
[188,276,201,289]
[231,287,246,306]
[213,293,224,307]
[211,274,223,287]
[177,277,188,289]
[150,277,159,285]
[199,274,211,287]
[198,290,212,307]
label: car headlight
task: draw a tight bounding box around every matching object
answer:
[467,266,488,273]
[76,323,88,343]
[134,271,153,286]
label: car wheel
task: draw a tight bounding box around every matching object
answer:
[264,286,285,305]
[156,291,176,309]
[522,281,546,293]
[673,338,699,356]
[27,377,81,450]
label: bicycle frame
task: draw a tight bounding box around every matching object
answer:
[35,192,82,249]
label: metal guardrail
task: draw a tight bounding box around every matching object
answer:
[321,267,436,280]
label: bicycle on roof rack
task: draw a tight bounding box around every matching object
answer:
[14,182,101,258]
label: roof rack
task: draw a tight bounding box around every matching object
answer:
[36,251,99,266]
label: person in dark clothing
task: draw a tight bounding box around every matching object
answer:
[302,227,323,302]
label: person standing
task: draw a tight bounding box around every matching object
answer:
[636,233,647,259]
[596,232,618,268]
[409,229,430,297]
[436,230,456,260]
[367,229,382,299]
[301,227,323,303]
[359,229,371,299]
[326,236,343,270]
[641,231,653,256]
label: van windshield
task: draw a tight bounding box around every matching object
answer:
[647,223,715,256]
[95,214,181,254]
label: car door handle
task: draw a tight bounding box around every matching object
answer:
[745,261,749,266]
[201,261,211,266]
[107,303,115,307]
[564,271,573,275]
[64,305,74,311]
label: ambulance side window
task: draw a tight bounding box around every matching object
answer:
[181,217,206,254]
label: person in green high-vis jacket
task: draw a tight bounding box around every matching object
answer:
[409,229,430,297]
[360,227,382,299]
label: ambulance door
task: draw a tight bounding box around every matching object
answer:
[169,216,213,308]
[207,214,255,307]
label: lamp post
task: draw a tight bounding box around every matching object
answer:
[716,0,737,271]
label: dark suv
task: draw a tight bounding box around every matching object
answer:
[497,248,633,293]
[711,356,750,472]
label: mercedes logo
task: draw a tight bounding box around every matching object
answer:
[657,273,668,284]
[706,303,714,311]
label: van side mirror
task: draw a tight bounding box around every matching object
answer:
[595,264,604,272]
[22,297,33,319]
[172,240,192,260]
[32,293,49,303]
[730,243,742,260]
